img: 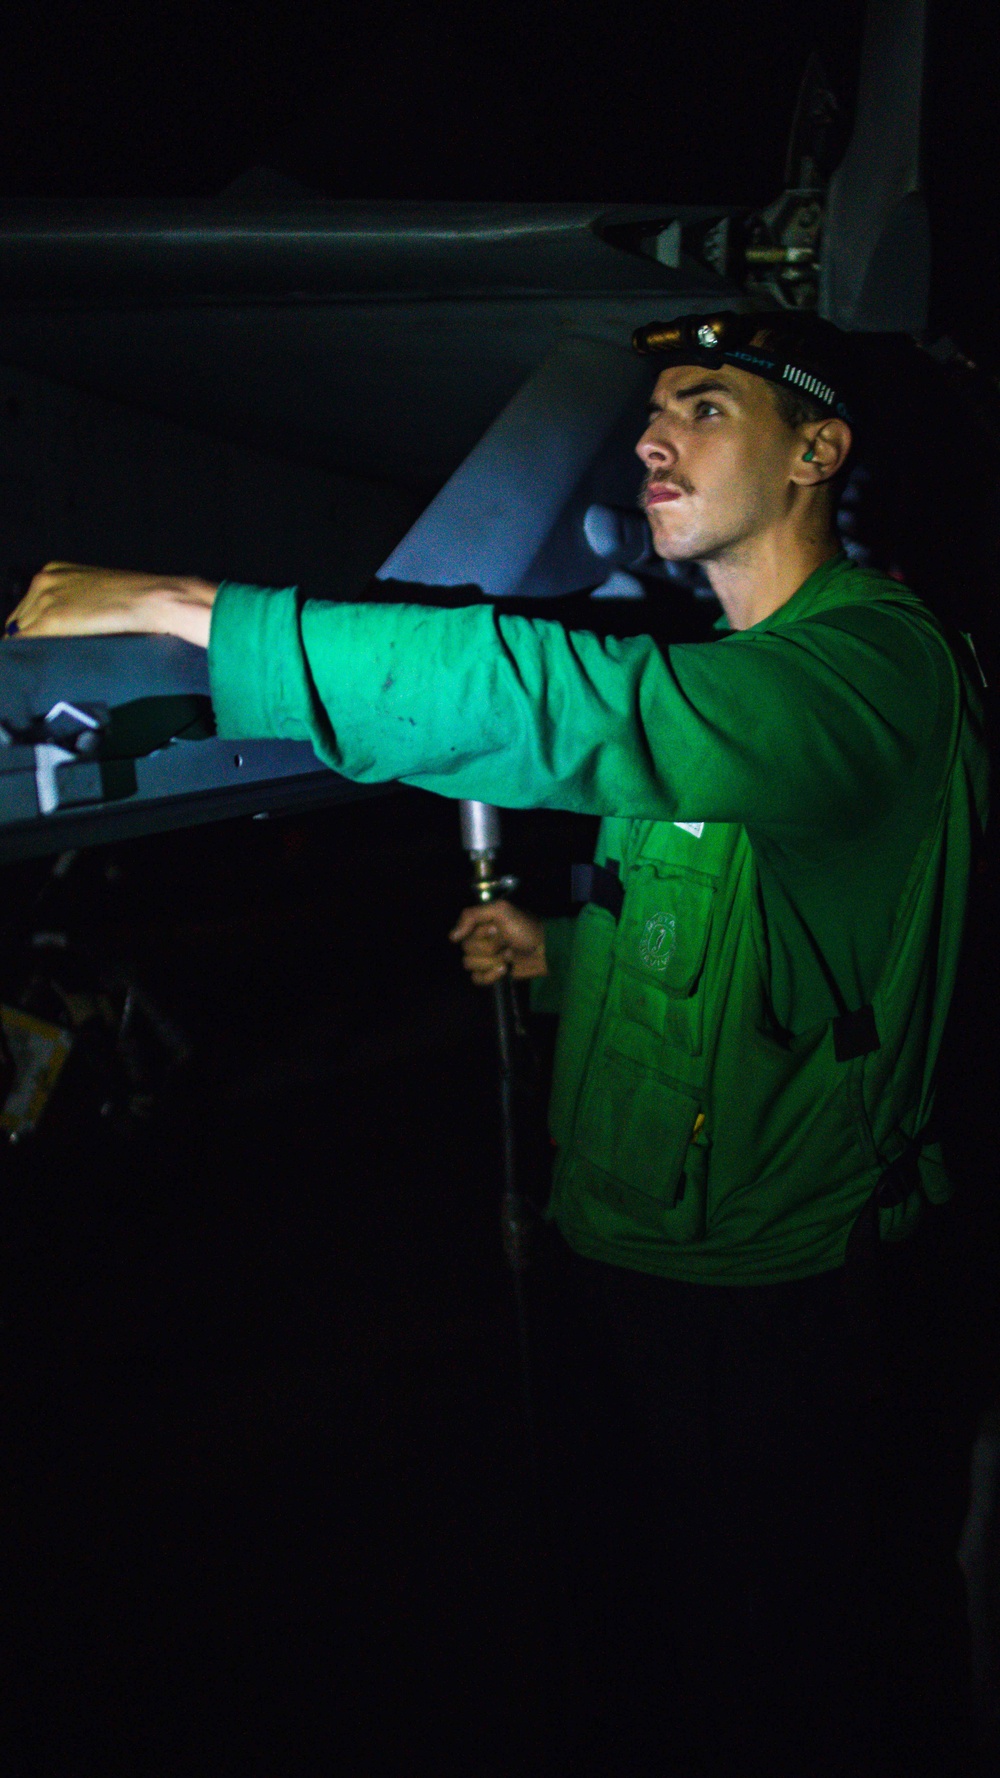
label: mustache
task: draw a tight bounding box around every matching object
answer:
[641,472,695,505]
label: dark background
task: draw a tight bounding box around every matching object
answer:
[0,2,868,206]
[1,4,999,1773]
[0,794,604,1776]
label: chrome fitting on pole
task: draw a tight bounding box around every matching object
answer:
[459,800,519,903]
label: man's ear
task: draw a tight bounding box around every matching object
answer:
[792,418,853,485]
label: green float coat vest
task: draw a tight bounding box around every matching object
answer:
[542,590,985,1281]
[207,553,989,1285]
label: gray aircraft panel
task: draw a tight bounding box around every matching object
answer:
[0,201,731,304]
[0,294,718,491]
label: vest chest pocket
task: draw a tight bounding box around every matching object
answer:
[611,862,716,1060]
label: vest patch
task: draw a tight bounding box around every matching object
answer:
[674,821,704,839]
[639,911,678,971]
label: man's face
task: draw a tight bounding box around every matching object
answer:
[635,362,805,563]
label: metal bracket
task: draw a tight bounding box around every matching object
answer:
[34,742,78,816]
[31,702,106,816]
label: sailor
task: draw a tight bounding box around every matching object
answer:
[5,313,989,1774]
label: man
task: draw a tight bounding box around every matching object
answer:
[6,314,988,1773]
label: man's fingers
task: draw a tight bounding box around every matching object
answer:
[461,943,508,968]
[449,898,545,991]
[461,939,506,967]
[449,902,508,942]
[5,564,82,635]
[450,898,544,988]
[469,960,508,984]
[2,565,215,646]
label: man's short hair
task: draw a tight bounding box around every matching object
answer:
[769,379,829,432]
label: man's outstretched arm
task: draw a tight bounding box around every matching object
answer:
[4,563,942,843]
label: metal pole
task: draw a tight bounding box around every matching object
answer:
[458,798,539,1465]
[458,800,574,1753]
[458,799,533,1278]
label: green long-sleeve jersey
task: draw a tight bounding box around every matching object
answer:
[207,553,988,1282]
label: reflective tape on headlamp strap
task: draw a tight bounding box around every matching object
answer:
[782,363,838,408]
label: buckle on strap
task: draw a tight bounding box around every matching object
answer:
[571,860,624,920]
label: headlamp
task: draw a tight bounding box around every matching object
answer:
[633,310,856,426]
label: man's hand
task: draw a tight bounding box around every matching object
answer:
[449,899,547,986]
[3,563,219,649]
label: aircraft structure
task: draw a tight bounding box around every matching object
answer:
[0,0,935,857]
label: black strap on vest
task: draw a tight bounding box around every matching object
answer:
[832,1003,881,1061]
[843,1131,929,1401]
[571,860,624,920]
